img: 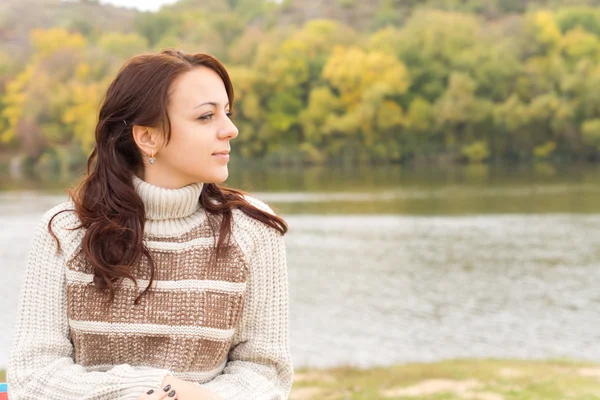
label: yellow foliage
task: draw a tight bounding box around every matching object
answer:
[529,11,562,50]
[461,141,490,163]
[76,63,91,80]
[228,66,257,100]
[435,73,485,126]
[527,93,560,121]
[300,86,341,142]
[266,39,309,88]
[322,46,409,107]
[376,101,403,131]
[493,95,528,132]
[30,28,86,59]
[561,27,600,61]
[62,83,103,153]
[534,141,557,159]
[240,92,262,121]
[1,65,34,143]
[368,27,401,54]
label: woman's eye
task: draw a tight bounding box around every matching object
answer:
[198,113,214,121]
[226,111,233,119]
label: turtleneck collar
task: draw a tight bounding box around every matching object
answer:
[132,175,203,220]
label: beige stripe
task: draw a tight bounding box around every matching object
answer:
[66,269,247,293]
[145,237,215,251]
[72,332,230,371]
[178,362,228,382]
[144,219,216,243]
[69,319,235,339]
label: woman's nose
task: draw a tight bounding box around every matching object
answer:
[219,115,238,140]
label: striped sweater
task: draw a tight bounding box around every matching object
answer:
[7,175,293,399]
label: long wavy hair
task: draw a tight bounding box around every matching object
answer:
[50,49,288,304]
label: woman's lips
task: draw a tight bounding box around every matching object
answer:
[212,152,230,160]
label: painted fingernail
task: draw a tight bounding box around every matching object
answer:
[168,389,176,397]
[162,384,171,392]
[146,389,154,394]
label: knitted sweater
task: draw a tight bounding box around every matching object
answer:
[7,175,293,400]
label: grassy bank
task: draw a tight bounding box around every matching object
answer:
[291,359,600,400]
[1,359,599,399]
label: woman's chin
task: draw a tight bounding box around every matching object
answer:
[205,169,229,184]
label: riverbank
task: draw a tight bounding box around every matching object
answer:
[2,359,600,399]
[290,359,600,399]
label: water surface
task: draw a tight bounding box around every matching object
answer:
[1,164,599,369]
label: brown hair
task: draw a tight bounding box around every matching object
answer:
[50,49,287,304]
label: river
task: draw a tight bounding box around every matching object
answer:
[1,164,599,369]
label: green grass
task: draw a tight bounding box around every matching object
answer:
[290,359,600,400]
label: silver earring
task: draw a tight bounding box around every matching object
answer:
[149,150,156,165]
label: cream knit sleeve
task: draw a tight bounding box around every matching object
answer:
[7,203,171,400]
[195,198,294,399]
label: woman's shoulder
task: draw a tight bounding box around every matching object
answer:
[241,194,276,216]
[40,200,80,228]
[229,195,286,268]
[231,194,282,247]
[24,200,85,262]
[38,201,84,245]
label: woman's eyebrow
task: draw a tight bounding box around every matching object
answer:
[194,101,230,109]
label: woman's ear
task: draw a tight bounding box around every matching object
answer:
[132,125,164,157]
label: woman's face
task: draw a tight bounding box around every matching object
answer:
[145,66,238,188]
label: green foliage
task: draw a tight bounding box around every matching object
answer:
[133,11,182,46]
[3,1,600,168]
[497,0,526,13]
[371,0,404,31]
[555,7,600,36]
[97,32,149,59]
[582,119,600,148]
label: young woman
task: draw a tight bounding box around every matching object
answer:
[7,49,293,400]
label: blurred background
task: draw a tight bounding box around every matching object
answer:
[1,0,600,396]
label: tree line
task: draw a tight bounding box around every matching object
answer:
[2,0,600,174]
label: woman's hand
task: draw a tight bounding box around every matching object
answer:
[136,380,177,400]
[138,374,222,400]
